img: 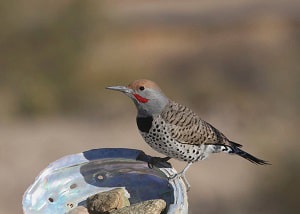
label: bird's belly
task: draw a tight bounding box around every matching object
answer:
[140,132,204,163]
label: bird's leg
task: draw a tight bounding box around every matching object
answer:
[169,162,193,191]
[170,162,192,179]
[148,156,171,169]
[180,173,191,191]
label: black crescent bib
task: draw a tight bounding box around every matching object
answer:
[136,116,153,133]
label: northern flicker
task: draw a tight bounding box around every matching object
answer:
[107,79,269,189]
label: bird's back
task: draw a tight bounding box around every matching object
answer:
[161,100,230,147]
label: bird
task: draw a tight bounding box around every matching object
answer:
[106,79,269,189]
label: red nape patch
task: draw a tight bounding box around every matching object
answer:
[133,94,149,103]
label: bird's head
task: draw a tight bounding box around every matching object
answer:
[106,79,169,117]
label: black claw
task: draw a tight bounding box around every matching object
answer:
[136,151,172,168]
[147,156,171,168]
[148,161,154,169]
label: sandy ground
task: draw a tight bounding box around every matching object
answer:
[0,118,273,214]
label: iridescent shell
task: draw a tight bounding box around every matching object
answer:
[23,148,188,213]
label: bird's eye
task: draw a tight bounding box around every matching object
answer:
[139,86,145,91]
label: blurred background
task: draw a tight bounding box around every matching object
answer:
[1,0,299,213]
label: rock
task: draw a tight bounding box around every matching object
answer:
[87,188,130,214]
[110,199,166,214]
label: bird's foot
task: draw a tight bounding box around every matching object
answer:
[169,162,193,191]
[169,172,191,191]
[168,171,191,192]
[147,156,171,169]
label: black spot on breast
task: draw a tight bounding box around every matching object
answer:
[136,116,153,133]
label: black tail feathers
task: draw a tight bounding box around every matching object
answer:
[229,141,270,165]
[229,141,243,148]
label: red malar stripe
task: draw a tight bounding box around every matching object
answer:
[133,94,149,103]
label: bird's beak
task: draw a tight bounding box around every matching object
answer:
[106,85,133,94]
